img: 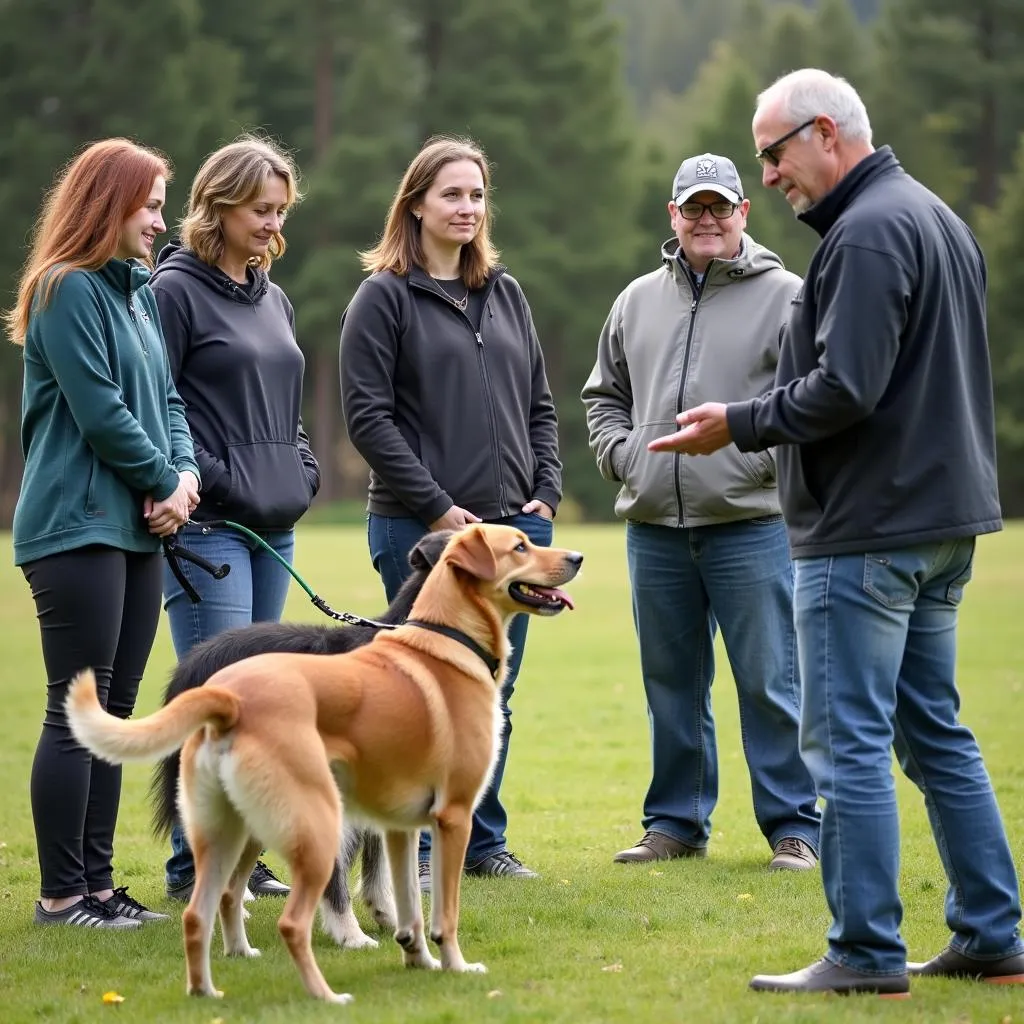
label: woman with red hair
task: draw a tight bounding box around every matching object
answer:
[7,139,200,928]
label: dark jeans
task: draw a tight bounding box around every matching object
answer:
[161,523,295,889]
[23,545,163,898]
[367,512,553,866]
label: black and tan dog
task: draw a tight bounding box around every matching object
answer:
[68,524,581,1004]
[151,529,454,948]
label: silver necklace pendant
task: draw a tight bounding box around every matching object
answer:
[452,292,469,311]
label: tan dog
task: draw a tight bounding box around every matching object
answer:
[66,524,582,1004]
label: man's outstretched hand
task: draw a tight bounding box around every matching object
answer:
[648,402,732,455]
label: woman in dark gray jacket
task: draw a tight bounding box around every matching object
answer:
[150,136,319,903]
[340,135,561,889]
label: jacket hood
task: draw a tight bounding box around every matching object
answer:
[151,241,269,303]
[661,233,786,283]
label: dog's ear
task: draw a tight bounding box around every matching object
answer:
[445,526,498,581]
[409,529,454,571]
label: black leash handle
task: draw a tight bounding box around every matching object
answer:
[161,534,230,604]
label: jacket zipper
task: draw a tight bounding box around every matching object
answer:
[673,273,704,526]
[409,273,511,517]
[126,290,148,353]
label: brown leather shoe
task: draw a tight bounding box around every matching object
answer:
[769,837,818,871]
[613,830,706,864]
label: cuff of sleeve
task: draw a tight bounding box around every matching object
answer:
[175,461,202,488]
[726,400,761,453]
[151,467,181,502]
[416,493,455,526]
[533,487,561,515]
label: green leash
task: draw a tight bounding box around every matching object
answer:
[190,518,395,629]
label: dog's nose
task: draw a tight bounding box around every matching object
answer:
[565,552,583,569]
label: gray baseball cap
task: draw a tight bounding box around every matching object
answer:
[671,153,744,206]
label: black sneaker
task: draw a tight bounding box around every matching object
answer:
[249,860,290,897]
[418,860,431,894]
[464,850,539,879]
[34,895,142,929]
[101,887,170,922]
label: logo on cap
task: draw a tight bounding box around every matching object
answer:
[695,158,717,178]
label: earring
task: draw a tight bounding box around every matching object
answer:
[414,213,422,220]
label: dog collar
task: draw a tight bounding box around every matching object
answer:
[405,620,501,679]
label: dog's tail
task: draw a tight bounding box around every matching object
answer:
[67,669,240,766]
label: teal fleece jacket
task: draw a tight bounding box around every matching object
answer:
[13,259,200,565]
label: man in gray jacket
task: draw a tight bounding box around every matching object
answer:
[582,153,820,871]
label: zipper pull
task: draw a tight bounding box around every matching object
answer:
[475,332,483,346]
[690,299,697,314]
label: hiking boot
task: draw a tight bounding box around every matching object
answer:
[613,830,706,864]
[34,895,142,930]
[100,886,170,922]
[249,860,290,897]
[769,837,818,871]
[418,860,431,894]
[907,946,1024,983]
[750,958,910,997]
[465,850,539,879]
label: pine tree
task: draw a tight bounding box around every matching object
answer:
[870,0,1024,211]
[0,0,245,518]
[406,0,643,517]
[976,133,1024,515]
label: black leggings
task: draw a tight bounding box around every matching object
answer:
[22,546,163,898]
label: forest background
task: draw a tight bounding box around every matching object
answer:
[2,0,1022,522]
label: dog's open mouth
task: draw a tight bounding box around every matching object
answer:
[509,581,575,614]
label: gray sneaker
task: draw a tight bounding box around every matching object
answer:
[34,895,142,929]
[101,887,170,922]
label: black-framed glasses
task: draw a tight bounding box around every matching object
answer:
[755,118,817,167]
[677,200,738,221]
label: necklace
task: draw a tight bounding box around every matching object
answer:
[434,276,469,311]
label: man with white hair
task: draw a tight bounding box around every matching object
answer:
[649,68,1023,996]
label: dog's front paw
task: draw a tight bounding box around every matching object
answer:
[343,932,379,951]
[327,991,355,1005]
[226,946,260,959]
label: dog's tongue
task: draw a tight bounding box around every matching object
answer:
[534,585,574,610]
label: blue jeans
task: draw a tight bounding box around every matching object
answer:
[625,518,820,852]
[796,538,1023,974]
[368,512,553,867]
[162,522,295,888]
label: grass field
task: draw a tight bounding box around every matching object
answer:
[0,523,1021,1023]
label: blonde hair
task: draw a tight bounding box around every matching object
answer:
[180,135,302,269]
[6,138,170,346]
[360,136,499,289]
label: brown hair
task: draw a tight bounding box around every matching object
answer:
[180,135,302,270]
[6,138,171,346]
[360,136,499,289]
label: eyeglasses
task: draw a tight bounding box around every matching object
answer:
[676,200,738,221]
[755,118,817,167]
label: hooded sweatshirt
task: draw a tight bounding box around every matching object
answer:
[13,259,199,564]
[582,235,801,527]
[149,243,319,530]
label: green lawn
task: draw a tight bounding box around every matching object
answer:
[0,524,1021,1023]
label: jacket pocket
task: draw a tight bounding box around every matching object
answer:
[84,455,101,517]
[220,441,312,529]
[614,420,681,522]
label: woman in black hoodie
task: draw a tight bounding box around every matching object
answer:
[149,136,319,902]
